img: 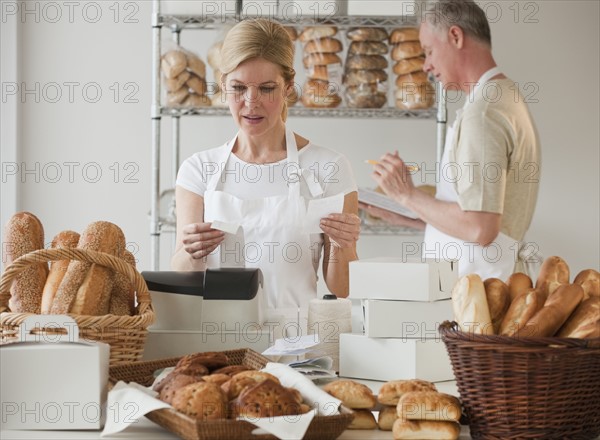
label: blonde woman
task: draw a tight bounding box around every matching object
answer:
[172,19,360,330]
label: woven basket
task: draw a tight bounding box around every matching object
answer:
[439,321,600,440]
[109,348,354,440]
[0,248,155,366]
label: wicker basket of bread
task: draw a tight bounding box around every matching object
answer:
[440,257,600,439]
[0,212,155,366]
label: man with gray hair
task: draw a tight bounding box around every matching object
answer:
[366,0,541,280]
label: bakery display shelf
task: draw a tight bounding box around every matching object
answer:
[158,13,419,32]
[161,106,438,119]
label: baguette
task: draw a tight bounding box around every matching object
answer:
[40,230,80,313]
[498,288,545,336]
[483,278,510,334]
[535,256,569,300]
[506,272,533,303]
[108,249,137,315]
[392,419,460,440]
[557,297,600,339]
[573,269,599,299]
[51,221,125,315]
[514,284,583,338]
[451,274,493,335]
[397,391,461,422]
[2,212,48,313]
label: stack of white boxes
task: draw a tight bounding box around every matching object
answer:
[340,257,458,383]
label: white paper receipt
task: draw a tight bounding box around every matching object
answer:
[304,193,345,234]
[210,220,241,234]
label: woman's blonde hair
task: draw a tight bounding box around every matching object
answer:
[220,18,296,121]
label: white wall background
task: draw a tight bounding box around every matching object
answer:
[1,1,599,278]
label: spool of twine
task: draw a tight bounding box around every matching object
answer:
[307,294,352,372]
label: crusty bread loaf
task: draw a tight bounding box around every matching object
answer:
[397,391,461,422]
[391,42,424,60]
[51,221,125,315]
[348,40,388,56]
[345,91,387,109]
[40,230,80,314]
[393,57,425,75]
[506,272,533,303]
[185,52,206,78]
[299,26,338,43]
[302,52,342,68]
[345,54,388,70]
[344,69,388,86]
[3,212,48,313]
[222,370,280,400]
[171,381,226,421]
[348,409,378,430]
[557,297,600,339]
[378,406,398,431]
[451,274,493,335]
[498,288,545,336]
[202,373,231,387]
[157,374,201,404]
[573,269,599,299]
[389,28,420,44]
[514,284,584,338]
[395,82,435,110]
[303,37,343,54]
[392,419,460,440]
[483,277,510,334]
[535,256,570,300]
[323,379,377,409]
[395,71,429,88]
[234,379,306,418]
[378,379,437,406]
[108,249,137,315]
[346,27,388,42]
[161,50,187,79]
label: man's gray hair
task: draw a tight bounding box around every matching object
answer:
[423,0,492,47]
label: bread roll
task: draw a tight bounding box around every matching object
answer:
[378,406,398,431]
[108,249,136,315]
[302,52,342,69]
[392,419,460,440]
[348,409,377,430]
[389,28,420,44]
[202,373,231,387]
[345,54,388,70]
[186,74,207,95]
[507,272,533,303]
[306,65,330,82]
[395,82,435,110]
[165,70,190,92]
[573,269,599,299]
[51,221,125,315]
[378,379,437,406]
[177,351,229,371]
[161,50,187,79]
[157,374,200,404]
[535,256,570,300]
[182,93,212,108]
[235,379,306,418]
[498,288,545,336]
[483,277,510,334]
[395,71,429,88]
[323,379,377,409]
[222,370,280,400]
[346,27,388,42]
[514,284,583,338]
[166,87,189,106]
[299,26,338,42]
[451,274,493,335]
[345,91,387,109]
[557,297,600,339]
[303,37,343,54]
[171,381,226,421]
[41,230,80,314]
[301,89,341,108]
[397,391,461,422]
[348,41,388,56]
[3,212,48,313]
[186,52,206,78]
[391,42,424,60]
[393,57,425,75]
[344,69,388,87]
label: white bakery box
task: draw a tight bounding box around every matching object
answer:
[0,315,109,430]
[349,257,458,302]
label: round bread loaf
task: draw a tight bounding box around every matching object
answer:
[483,277,510,334]
[51,221,126,315]
[391,41,425,60]
[395,71,430,88]
[235,379,305,418]
[535,255,570,300]
[299,26,337,42]
[573,269,599,299]
[303,37,343,54]
[40,230,80,314]
[3,211,48,314]
[165,70,191,92]
[158,374,200,404]
[161,50,187,79]
[302,52,342,69]
[395,81,436,110]
[171,381,226,421]
[346,27,388,42]
[223,370,280,400]
[506,272,533,303]
[348,40,388,56]
[393,57,425,75]
[389,27,420,44]
[344,69,388,86]
[345,54,388,70]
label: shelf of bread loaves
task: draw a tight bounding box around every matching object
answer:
[452,256,599,339]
